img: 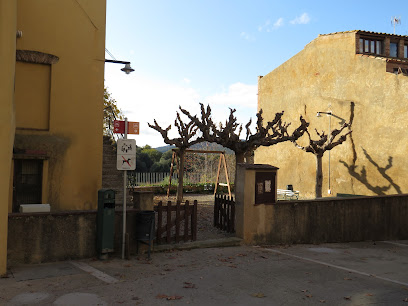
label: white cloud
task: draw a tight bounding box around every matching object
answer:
[240,31,255,41]
[205,83,257,107]
[290,13,311,25]
[203,83,258,130]
[273,18,284,29]
[104,68,258,147]
[259,18,284,32]
[183,78,191,84]
[104,66,201,147]
[258,19,270,32]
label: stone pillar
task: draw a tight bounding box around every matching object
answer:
[0,0,17,276]
[235,164,278,244]
[133,191,154,211]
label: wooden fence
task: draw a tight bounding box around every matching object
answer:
[155,200,197,244]
[214,194,235,233]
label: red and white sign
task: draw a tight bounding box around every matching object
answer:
[116,139,136,170]
[114,120,139,134]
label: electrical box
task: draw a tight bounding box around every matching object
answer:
[96,189,116,257]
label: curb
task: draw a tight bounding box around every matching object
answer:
[153,237,242,252]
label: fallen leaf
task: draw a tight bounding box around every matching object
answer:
[156,294,168,299]
[301,290,308,293]
[167,295,183,300]
[260,256,268,259]
[228,264,237,268]
[365,293,373,296]
[306,294,313,298]
[183,282,197,289]
[319,300,326,303]
[403,298,408,302]
[251,292,266,298]
[344,296,351,300]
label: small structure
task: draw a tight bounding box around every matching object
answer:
[235,164,278,243]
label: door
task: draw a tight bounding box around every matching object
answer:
[13,159,43,212]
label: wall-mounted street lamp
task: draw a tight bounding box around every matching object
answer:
[105,59,135,74]
[316,111,345,125]
[316,111,346,195]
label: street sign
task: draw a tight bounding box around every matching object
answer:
[114,120,139,134]
[128,121,139,134]
[116,139,136,170]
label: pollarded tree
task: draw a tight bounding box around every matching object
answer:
[148,112,203,202]
[180,103,309,176]
[293,102,355,198]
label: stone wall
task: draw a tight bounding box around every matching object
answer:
[237,194,408,245]
[7,209,142,265]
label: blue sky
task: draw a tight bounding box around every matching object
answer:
[104,0,408,147]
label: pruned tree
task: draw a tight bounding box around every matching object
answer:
[180,103,309,178]
[293,102,355,198]
[148,112,203,202]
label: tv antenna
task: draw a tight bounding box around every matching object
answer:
[391,16,401,34]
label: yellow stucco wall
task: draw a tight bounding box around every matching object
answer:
[256,32,408,198]
[12,0,106,211]
[0,0,17,277]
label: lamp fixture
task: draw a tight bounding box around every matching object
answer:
[105,59,134,74]
[316,111,332,117]
[121,63,135,74]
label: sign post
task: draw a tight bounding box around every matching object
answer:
[114,118,138,259]
[123,118,127,260]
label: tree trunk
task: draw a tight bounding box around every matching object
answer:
[176,149,185,203]
[315,154,323,198]
[234,152,246,189]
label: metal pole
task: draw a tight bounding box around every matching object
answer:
[122,117,128,259]
[328,114,331,194]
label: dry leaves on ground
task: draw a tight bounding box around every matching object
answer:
[156,294,183,300]
[251,292,266,298]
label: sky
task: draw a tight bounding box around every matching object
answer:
[104,0,408,148]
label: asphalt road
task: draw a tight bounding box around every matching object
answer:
[1,240,408,305]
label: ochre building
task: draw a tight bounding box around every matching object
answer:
[256,30,408,199]
[0,0,106,275]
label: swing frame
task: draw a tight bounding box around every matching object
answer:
[167,149,232,198]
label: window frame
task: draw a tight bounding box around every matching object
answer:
[359,37,383,55]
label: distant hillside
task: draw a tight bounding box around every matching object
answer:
[155,145,175,153]
[154,142,234,154]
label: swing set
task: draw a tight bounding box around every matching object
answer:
[167,149,232,198]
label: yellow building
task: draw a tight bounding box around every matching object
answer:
[0,0,106,275]
[256,31,408,199]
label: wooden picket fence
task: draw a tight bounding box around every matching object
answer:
[214,194,235,233]
[155,200,197,244]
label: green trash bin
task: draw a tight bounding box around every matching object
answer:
[97,189,115,258]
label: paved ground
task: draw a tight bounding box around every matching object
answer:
[1,240,408,305]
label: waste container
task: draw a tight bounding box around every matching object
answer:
[96,189,115,258]
[135,210,155,259]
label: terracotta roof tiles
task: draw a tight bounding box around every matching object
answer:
[319,30,408,38]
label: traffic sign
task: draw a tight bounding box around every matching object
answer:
[117,139,136,170]
[114,120,139,134]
